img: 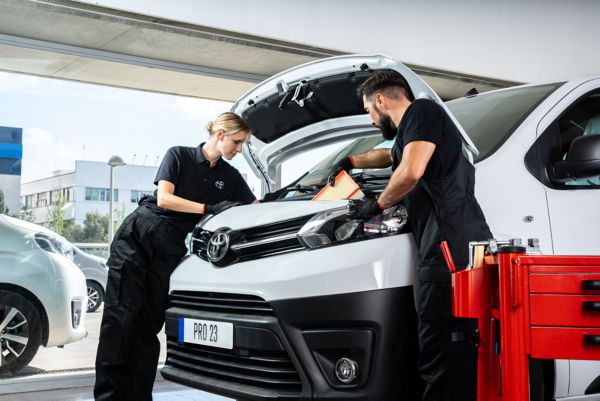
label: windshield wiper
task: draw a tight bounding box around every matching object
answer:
[283,184,320,193]
[262,184,318,202]
[350,172,390,183]
[262,173,317,202]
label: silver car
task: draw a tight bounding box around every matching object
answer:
[73,246,108,313]
[0,214,87,375]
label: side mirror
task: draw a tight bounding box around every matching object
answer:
[549,135,600,183]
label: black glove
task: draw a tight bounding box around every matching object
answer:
[204,201,242,215]
[327,156,354,186]
[348,197,383,219]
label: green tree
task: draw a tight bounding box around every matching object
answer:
[0,189,9,215]
[81,211,109,243]
[54,211,109,244]
[62,220,84,242]
[46,192,67,234]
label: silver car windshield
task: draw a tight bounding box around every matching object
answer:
[294,136,393,189]
[447,82,563,162]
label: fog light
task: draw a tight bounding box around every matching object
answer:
[334,357,358,384]
[71,299,83,329]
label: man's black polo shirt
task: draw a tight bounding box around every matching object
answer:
[391,98,462,179]
[141,143,256,232]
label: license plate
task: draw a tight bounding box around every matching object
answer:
[178,318,234,349]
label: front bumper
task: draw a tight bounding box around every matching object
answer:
[44,255,88,346]
[162,286,421,400]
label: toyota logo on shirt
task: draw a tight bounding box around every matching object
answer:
[215,180,224,189]
[207,231,230,263]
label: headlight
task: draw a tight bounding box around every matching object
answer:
[297,205,408,250]
[34,232,75,261]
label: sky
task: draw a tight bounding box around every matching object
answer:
[0,71,346,197]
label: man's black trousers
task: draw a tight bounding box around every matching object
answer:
[414,265,478,401]
[94,206,187,401]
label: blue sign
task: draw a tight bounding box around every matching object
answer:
[0,126,23,176]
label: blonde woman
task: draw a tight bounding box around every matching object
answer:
[94,112,257,401]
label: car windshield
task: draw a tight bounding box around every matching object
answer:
[293,136,393,188]
[447,82,563,162]
[282,134,394,199]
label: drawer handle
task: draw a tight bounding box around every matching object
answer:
[584,334,600,346]
[582,280,600,291]
[581,301,600,312]
[583,301,600,312]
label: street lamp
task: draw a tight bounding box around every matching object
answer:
[108,155,126,243]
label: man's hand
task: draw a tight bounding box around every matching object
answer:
[327,156,354,186]
[348,197,383,219]
[205,201,242,215]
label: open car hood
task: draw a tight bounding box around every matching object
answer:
[232,54,478,190]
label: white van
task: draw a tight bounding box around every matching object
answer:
[161,55,600,400]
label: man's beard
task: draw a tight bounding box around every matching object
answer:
[375,107,397,140]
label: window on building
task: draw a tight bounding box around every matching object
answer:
[85,187,119,202]
[36,192,48,207]
[24,194,35,208]
[45,187,75,205]
[50,189,60,205]
[130,190,153,203]
[65,187,75,202]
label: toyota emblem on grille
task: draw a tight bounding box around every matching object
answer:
[207,231,230,263]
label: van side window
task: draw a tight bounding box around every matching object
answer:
[558,91,600,187]
[525,90,600,189]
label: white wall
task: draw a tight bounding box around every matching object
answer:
[0,174,20,214]
[81,0,600,83]
[74,160,157,225]
[21,172,76,195]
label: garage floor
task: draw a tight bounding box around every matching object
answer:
[0,380,232,401]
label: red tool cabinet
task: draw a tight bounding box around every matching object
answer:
[447,243,600,401]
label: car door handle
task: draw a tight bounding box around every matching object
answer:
[582,280,600,291]
[584,334,600,346]
[582,301,600,312]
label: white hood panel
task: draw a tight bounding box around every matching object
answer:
[234,54,477,188]
[201,200,348,232]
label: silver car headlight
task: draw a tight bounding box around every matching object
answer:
[297,205,409,250]
[34,232,75,261]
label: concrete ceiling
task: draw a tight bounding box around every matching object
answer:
[0,0,519,101]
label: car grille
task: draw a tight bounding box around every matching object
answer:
[190,215,312,264]
[166,291,302,395]
[170,291,274,316]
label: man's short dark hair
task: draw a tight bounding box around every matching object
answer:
[357,69,414,101]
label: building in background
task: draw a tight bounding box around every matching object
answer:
[0,126,23,214]
[21,160,157,226]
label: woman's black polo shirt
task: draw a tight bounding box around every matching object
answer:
[140,143,256,232]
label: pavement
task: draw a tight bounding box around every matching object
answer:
[0,306,234,401]
[21,305,163,373]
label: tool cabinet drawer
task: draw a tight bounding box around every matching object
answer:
[530,295,600,326]
[529,273,600,294]
[530,327,600,360]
